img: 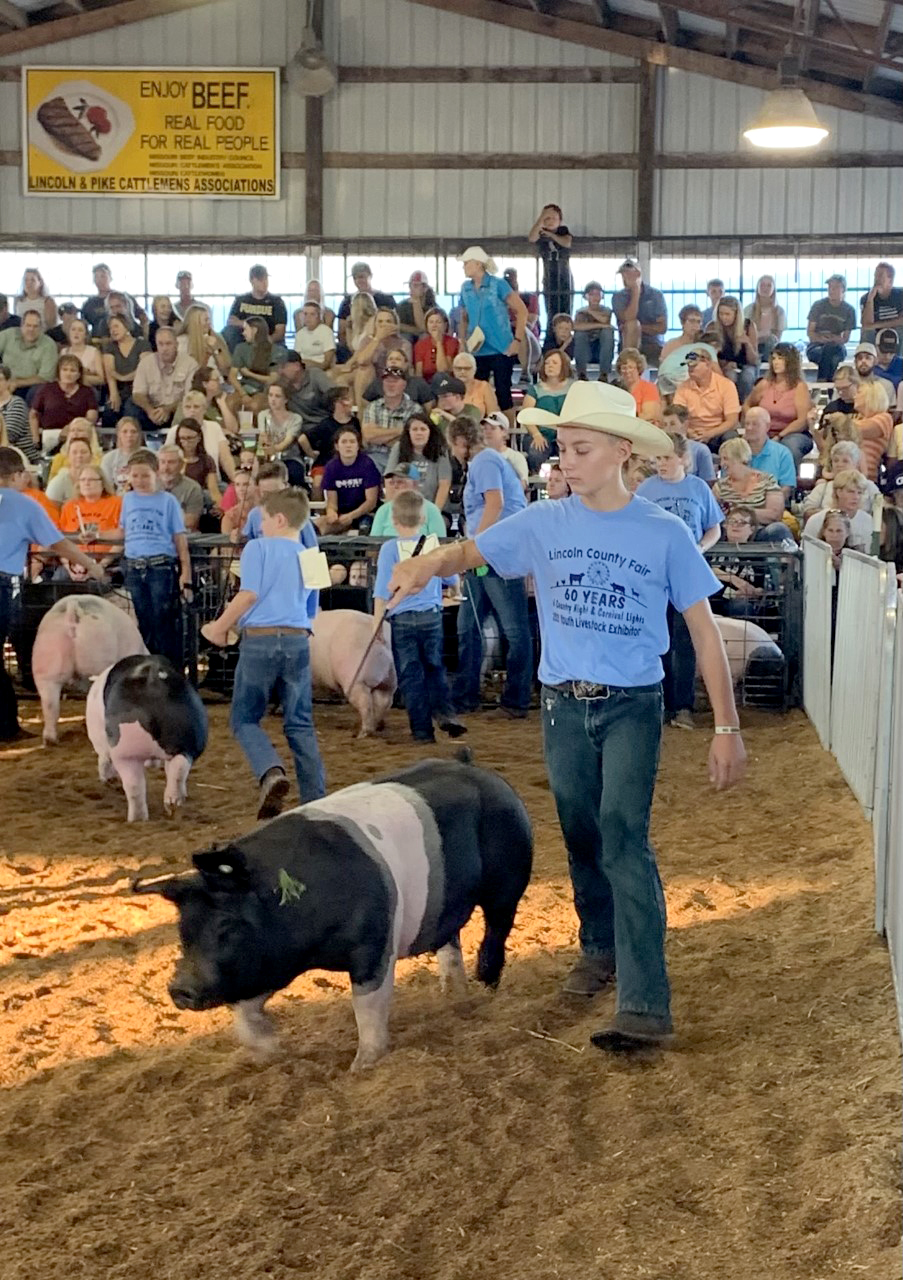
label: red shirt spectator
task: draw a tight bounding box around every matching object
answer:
[413,333,459,382]
[31,379,97,431]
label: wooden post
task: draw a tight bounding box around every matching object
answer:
[637,59,657,242]
[304,0,324,237]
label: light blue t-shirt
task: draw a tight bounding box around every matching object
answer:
[687,439,715,483]
[475,494,720,687]
[635,474,724,544]
[374,538,456,616]
[121,490,185,559]
[749,439,796,488]
[370,499,447,539]
[0,489,60,574]
[459,274,514,356]
[239,537,317,630]
[243,505,319,549]
[463,448,526,532]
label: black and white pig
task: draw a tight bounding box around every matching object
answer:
[133,754,533,1070]
[87,655,208,822]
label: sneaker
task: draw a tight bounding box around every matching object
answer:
[257,768,290,820]
[438,717,468,738]
[412,733,437,743]
[670,709,694,731]
[590,1010,674,1052]
[561,954,616,996]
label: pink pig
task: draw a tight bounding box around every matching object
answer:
[31,594,146,745]
[309,609,396,737]
[86,655,208,822]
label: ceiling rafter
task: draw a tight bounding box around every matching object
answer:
[797,0,820,74]
[864,0,896,93]
[406,0,903,122]
[658,4,679,46]
[0,0,27,30]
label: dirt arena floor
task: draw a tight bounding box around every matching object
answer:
[0,698,899,1280]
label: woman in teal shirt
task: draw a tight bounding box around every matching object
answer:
[520,349,575,472]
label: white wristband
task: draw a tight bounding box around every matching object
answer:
[714,725,741,735]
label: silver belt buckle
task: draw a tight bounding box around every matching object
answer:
[572,680,610,701]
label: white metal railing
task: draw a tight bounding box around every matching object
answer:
[883,591,903,1034]
[802,538,834,750]
[830,551,897,821]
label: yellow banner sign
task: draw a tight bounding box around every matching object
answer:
[23,66,280,199]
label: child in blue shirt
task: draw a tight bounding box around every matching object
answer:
[637,433,724,730]
[373,490,465,743]
[202,487,325,818]
[106,448,191,669]
[385,382,747,1052]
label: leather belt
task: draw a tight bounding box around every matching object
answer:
[549,680,661,701]
[244,626,311,637]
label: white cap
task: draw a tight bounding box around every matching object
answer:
[457,245,498,275]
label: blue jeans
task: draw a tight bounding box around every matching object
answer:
[777,431,812,470]
[230,631,325,802]
[526,434,554,474]
[124,558,183,669]
[0,577,19,737]
[541,681,670,1021]
[806,341,846,381]
[454,568,533,712]
[662,605,695,717]
[391,608,454,740]
[574,329,615,378]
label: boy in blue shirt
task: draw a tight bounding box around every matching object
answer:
[449,415,533,718]
[373,490,465,744]
[104,448,192,669]
[386,383,746,1051]
[0,447,105,740]
[202,487,325,819]
[240,461,318,556]
[637,433,723,730]
[661,404,715,485]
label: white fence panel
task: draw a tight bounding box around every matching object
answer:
[830,551,896,820]
[802,538,834,750]
[883,590,903,1031]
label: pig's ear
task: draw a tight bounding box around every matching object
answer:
[192,845,251,892]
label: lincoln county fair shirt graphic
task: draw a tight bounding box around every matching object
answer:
[23,67,279,198]
[547,546,649,640]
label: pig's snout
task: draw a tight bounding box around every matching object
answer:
[168,980,202,1010]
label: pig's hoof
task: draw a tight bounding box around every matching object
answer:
[42,735,58,747]
[163,797,183,818]
[350,1046,386,1072]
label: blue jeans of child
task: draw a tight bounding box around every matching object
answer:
[806,342,846,381]
[230,630,326,802]
[391,608,454,740]
[454,568,533,713]
[573,329,615,378]
[541,681,671,1022]
[124,557,183,669]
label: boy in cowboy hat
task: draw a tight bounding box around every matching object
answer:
[386,381,746,1052]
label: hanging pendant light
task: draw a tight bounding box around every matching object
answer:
[743,86,829,149]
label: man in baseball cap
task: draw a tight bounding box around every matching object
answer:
[854,341,878,380]
[875,328,903,392]
[806,274,856,380]
[612,259,668,369]
[386,380,745,1051]
[431,373,480,428]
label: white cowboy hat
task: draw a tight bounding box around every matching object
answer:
[517,381,672,458]
[457,245,499,275]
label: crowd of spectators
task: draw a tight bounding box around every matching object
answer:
[6,235,903,722]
